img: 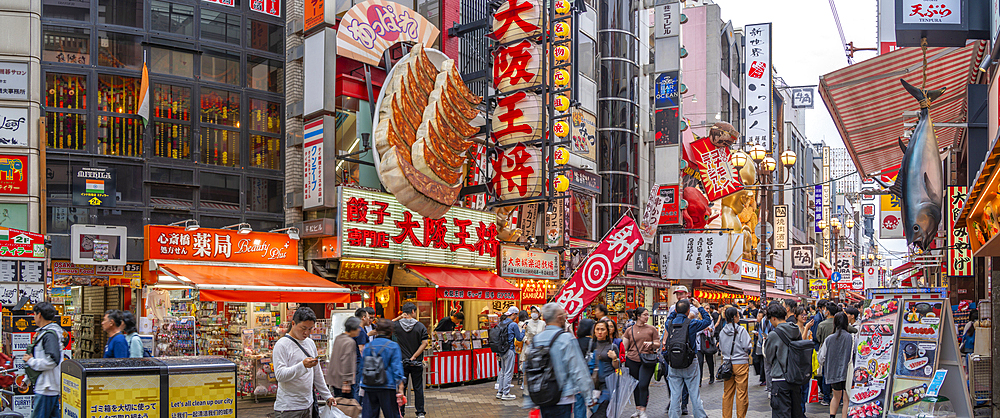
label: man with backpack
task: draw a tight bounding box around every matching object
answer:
[24,302,62,418]
[491,306,523,401]
[764,302,810,418]
[524,303,593,418]
[664,299,713,418]
[393,302,429,418]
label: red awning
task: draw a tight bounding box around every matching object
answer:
[405,265,521,300]
[154,263,351,303]
[819,41,987,178]
[846,291,864,301]
[726,281,794,298]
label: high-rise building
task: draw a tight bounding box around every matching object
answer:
[831,147,861,195]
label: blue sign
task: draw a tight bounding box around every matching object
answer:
[926,369,947,397]
[814,185,823,232]
[831,272,842,283]
[654,72,679,108]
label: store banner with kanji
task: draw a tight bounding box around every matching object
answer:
[659,233,743,281]
[554,215,642,322]
[0,227,44,259]
[947,185,972,276]
[690,137,742,201]
[144,226,298,265]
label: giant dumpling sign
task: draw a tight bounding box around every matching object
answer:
[373,44,485,218]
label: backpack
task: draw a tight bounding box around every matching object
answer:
[700,329,718,355]
[665,318,696,369]
[488,321,511,354]
[773,327,815,385]
[524,330,564,407]
[362,340,392,387]
[25,329,59,385]
[128,334,152,357]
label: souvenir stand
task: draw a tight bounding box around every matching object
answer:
[847,287,972,418]
[396,265,521,386]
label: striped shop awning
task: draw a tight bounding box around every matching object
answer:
[819,41,987,178]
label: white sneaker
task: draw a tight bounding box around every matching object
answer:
[630,412,640,418]
[638,412,648,418]
[494,383,499,390]
[501,394,516,401]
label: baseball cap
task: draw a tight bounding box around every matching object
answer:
[506,306,520,315]
[673,285,690,294]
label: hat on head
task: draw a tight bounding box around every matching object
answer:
[674,285,690,294]
[506,306,520,315]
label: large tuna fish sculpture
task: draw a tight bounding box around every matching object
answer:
[883,79,945,253]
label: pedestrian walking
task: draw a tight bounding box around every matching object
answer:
[961,308,978,354]
[814,302,839,405]
[622,307,659,418]
[719,307,751,418]
[25,302,62,418]
[523,303,594,418]
[393,302,429,418]
[573,318,594,418]
[361,319,405,418]
[589,320,620,418]
[792,306,814,413]
[521,307,546,366]
[329,316,363,398]
[592,304,610,322]
[101,310,129,358]
[664,299,712,418]
[818,312,853,418]
[273,307,336,418]
[695,326,717,385]
[764,303,805,418]
[494,306,524,401]
[122,311,145,358]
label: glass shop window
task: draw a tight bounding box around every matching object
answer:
[201,49,240,86]
[200,88,240,127]
[200,127,240,167]
[96,115,143,157]
[43,27,90,65]
[45,73,87,110]
[150,47,194,78]
[247,178,282,213]
[99,0,143,27]
[200,172,241,208]
[153,84,192,159]
[201,10,241,45]
[43,0,91,21]
[98,32,143,70]
[150,1,195,36]
[248,20,283,54]
[248,56,283,93]
[46,112,87,151]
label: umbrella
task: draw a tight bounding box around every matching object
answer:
[605,369,639,418]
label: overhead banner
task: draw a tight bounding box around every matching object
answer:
[815,184,823,232]
[880,172,903,239]
[743,23,772,147]
[790,87,815,109]
[336,0,440,66]
[864,265,879,289]
[659,233,743,281]
[790,244,815,270]
[638,184,664,243]
[690,136,742,201]
[946,185,972,276]
[554,215,642,322]
[658,184,681,225]
[774,205,788,250]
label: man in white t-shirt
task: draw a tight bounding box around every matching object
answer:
[273,307,335,417]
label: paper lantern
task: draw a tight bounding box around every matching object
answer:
[554,45,571,63]
[553,68,571,87]
[491,0,542,43]
[554,95,570,112]
[494,40,543,93]
[491,143,543,201]
[554,175,570,192]
[554,0,571,15]
[554,147,570,165]
[491,91,543,146]
[553,120,570,137]
[554,22,571,39]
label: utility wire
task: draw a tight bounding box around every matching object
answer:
[828,0,852,64]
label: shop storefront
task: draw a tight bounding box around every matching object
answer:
[142,225,349,397]
[499,245,560,311]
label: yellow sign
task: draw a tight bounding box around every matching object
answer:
[809,279,827,292]
[62,373,81,417]
[61,315,73,327]
[168,372,236,418]
[88,197,102,206]
[86,375,159,418]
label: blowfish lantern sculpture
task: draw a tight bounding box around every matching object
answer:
[882,79,945,253]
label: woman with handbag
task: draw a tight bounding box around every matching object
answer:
[718,307,751,418]
[588,320,620,418]
[696,327,717,386]
[621,307,659,418]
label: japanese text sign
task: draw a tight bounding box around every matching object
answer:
[902,0,960,24]
[790,245,814,270]
[339,187,498,269]
[947,185,972,276]
[0,228,43,259]
[743,23,771,147]
[555,215,642,322]
[303,117,329,209]
[490,0,541,43]
[774,205,788,250]
[203,0,235,6]
[336,0,440,66]
[438,289,518,300]
[0,62,28,101]
[304,0,326,31]
[0,108,28,147]
[881,171,903,239]
[250,0,280,17]
[0,155,27,195]
[790,87,814,109]
[691,137,742,201]
[144,225,298,265]
[815,185,823,232]
[72,167,116,207]
[499,245,559,280]
[659,233,743,282]
[658,184,681,225]
[836,252,854,277]
[638,184,664,243]
[338,260,389,283]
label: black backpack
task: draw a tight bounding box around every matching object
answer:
[489,321,511,354]
[524,330,564,407]
[774,328,815,385]
[665,318,696,369]
[362,340,391,386]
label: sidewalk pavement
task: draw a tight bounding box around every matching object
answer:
[237,368,832,417]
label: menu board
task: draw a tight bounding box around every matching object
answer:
[605,285,626,312]
[887,300,944,415]
[847,299,900,418]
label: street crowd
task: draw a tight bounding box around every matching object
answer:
[217,288,885,418]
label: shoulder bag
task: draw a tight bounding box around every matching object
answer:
[629,326,659,365]
[715,324,737,381]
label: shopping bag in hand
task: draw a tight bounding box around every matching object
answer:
[319,405,349,418]
[334,397,361,418]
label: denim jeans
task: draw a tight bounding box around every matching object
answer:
[32,395,60,418]
[668,362,707,418]
[539,404,573,418]
[497,349,516,396]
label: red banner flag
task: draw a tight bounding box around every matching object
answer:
[554,215,643,322]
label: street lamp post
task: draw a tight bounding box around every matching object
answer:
[731,145,796,305]
[820,214,853,301]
